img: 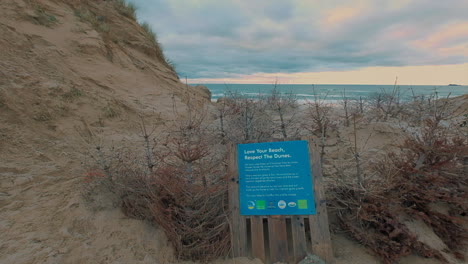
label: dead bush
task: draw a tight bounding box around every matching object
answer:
[367,79,405,121]
[328,110,467,263]
[266,82,301,138]
[303,87,337,166]
[82,135,231,261]
[149,169,230,261]
[140,96,231,261]
[221,91,275,142]
[82,92,231,261]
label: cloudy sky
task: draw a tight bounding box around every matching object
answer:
[129,0,468,85]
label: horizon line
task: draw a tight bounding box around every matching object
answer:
[188,82,466,86]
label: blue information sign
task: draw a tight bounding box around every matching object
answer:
[238,140,316,215]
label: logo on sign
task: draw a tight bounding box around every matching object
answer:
[298,199,308,209]
[288,202,297,207]
[278,200,286,209]
[247,201,255,210]
[267,201,276,209]
[256,200,266,210]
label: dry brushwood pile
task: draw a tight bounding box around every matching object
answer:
[84,148,231,262]
[83,104,231,262]
[150,171,230,261]
[148,113,231,261]
[84,144,231,262]
[328,101,468,263]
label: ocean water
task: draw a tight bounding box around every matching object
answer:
[198,84,467,103]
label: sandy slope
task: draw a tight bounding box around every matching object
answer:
[0,0,203,263]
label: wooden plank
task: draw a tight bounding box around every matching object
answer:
[250,216,266,263]
[308,139,335,264]
[238,216,247,257]
[227,143,248,257]
[291,216,308,263]
[268,216,289,263]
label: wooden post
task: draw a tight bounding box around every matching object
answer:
[251,216,266,263]
[308,140,335,264]
[291,216,307,263]
[268,216,289,263]
[227,143,247,257]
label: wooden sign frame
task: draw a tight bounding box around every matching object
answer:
[227,138,334,264]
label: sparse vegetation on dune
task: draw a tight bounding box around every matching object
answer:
[83,96,230,261]
[139,21,177,75]
[114,0,137,20]
[82,83,467,263]
[329,113,467,263]
[140,22,157,43]
[65,0,177,77]
[23,0,180,90]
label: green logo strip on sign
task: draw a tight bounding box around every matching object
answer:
[238,140,316,215]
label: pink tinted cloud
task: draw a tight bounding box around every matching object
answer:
[387,27,417,40]
[439,44,468,57]
[320,3,368,29]
[324,6,360,26]
[413,22,468,49]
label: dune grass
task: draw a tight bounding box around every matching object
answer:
[28,3,58,27]
[114,0,137,20]
[140,22,178,77]
[74,8,110,33]
[72,1,178,77]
